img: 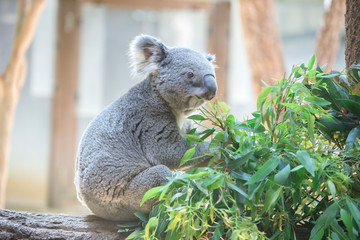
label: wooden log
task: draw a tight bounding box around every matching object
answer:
[0,209,129,240]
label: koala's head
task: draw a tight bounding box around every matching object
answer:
[129,35,217,115]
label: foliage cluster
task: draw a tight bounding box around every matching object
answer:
[119,56,360,240]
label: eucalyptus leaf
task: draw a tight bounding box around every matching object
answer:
[345,126,360,150]
[308,54,315,70]
[296,150,315,177]
[180,147,196,166]
[340,209,355,240]
[246,156,280,185]
[257,86,274,109]
[227,182,249,199]
[310,203,339,240]
[274,164,290,185]
[187,114,206,121]
[305,96,331,106]
[339,99,360,117]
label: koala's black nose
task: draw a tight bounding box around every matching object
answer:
[203,74,217,100]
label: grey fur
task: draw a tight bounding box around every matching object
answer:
[74,35,217,221]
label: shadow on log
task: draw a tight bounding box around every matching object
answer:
[0,209,130,240]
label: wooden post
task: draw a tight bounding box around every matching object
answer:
[48,0,80,208]
[208,1,231,102]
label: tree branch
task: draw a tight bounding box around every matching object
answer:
[0,209,129,240]
[4,0,46,85]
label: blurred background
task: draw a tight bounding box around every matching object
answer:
[0,0,345,214]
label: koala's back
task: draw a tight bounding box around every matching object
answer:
[75,79,168,209]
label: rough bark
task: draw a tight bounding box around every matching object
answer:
[0,209,129,240]
[315,0,346,72]
[345,0,360,69]
[0,0,46,209]
[239,0,285,98]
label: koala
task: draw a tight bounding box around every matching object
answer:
[74,35,217,221]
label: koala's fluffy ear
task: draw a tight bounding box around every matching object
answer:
[129,35,168,78]
[205,53,217,67]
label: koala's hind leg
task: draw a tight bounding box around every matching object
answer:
[122,164,173,218]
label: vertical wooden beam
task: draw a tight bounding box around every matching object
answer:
[208,1,231,102]
[49,0,80,208]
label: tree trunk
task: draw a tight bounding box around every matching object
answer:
[315,0,346,72]
[345,0,360,90]
[239,0,285,98]
[0,0,46,209]
[0,209,129,239]
[345,0,360,68]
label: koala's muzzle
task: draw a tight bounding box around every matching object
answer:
[201,74,217,100]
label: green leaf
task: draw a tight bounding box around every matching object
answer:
[227,182,249,199]
[308,54,316,70]
[184,170,211,180]
[200,128,215,140]
[331,232,341,240]
[117,221,141,233]
[202,174,225,190]
[274,164,290,185]
[310,226,325,240]
[183,134,200,142]
[261,187,282,214]
[346,198,360,228]
[339,99,360,117]
[180,147,196,166]
[212,221,224,240]
[257,86,274,109]
[305,96,331,106]
[126,229,144,239]
[307,114,315,145]
[346,126,360,150]
[290,165,304,173]
[340,209,355,240]
[187,114,206,121]
[226,114,236,127]
[296,150,315,177]
[134,212,149,223]
[145,217,158,237]
[327,180,336,199]
[141,185,164,206]
[308,69,317,77]
[246,156,280,185]
[310,203,339,240]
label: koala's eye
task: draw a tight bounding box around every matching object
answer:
[187,72,194,79]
